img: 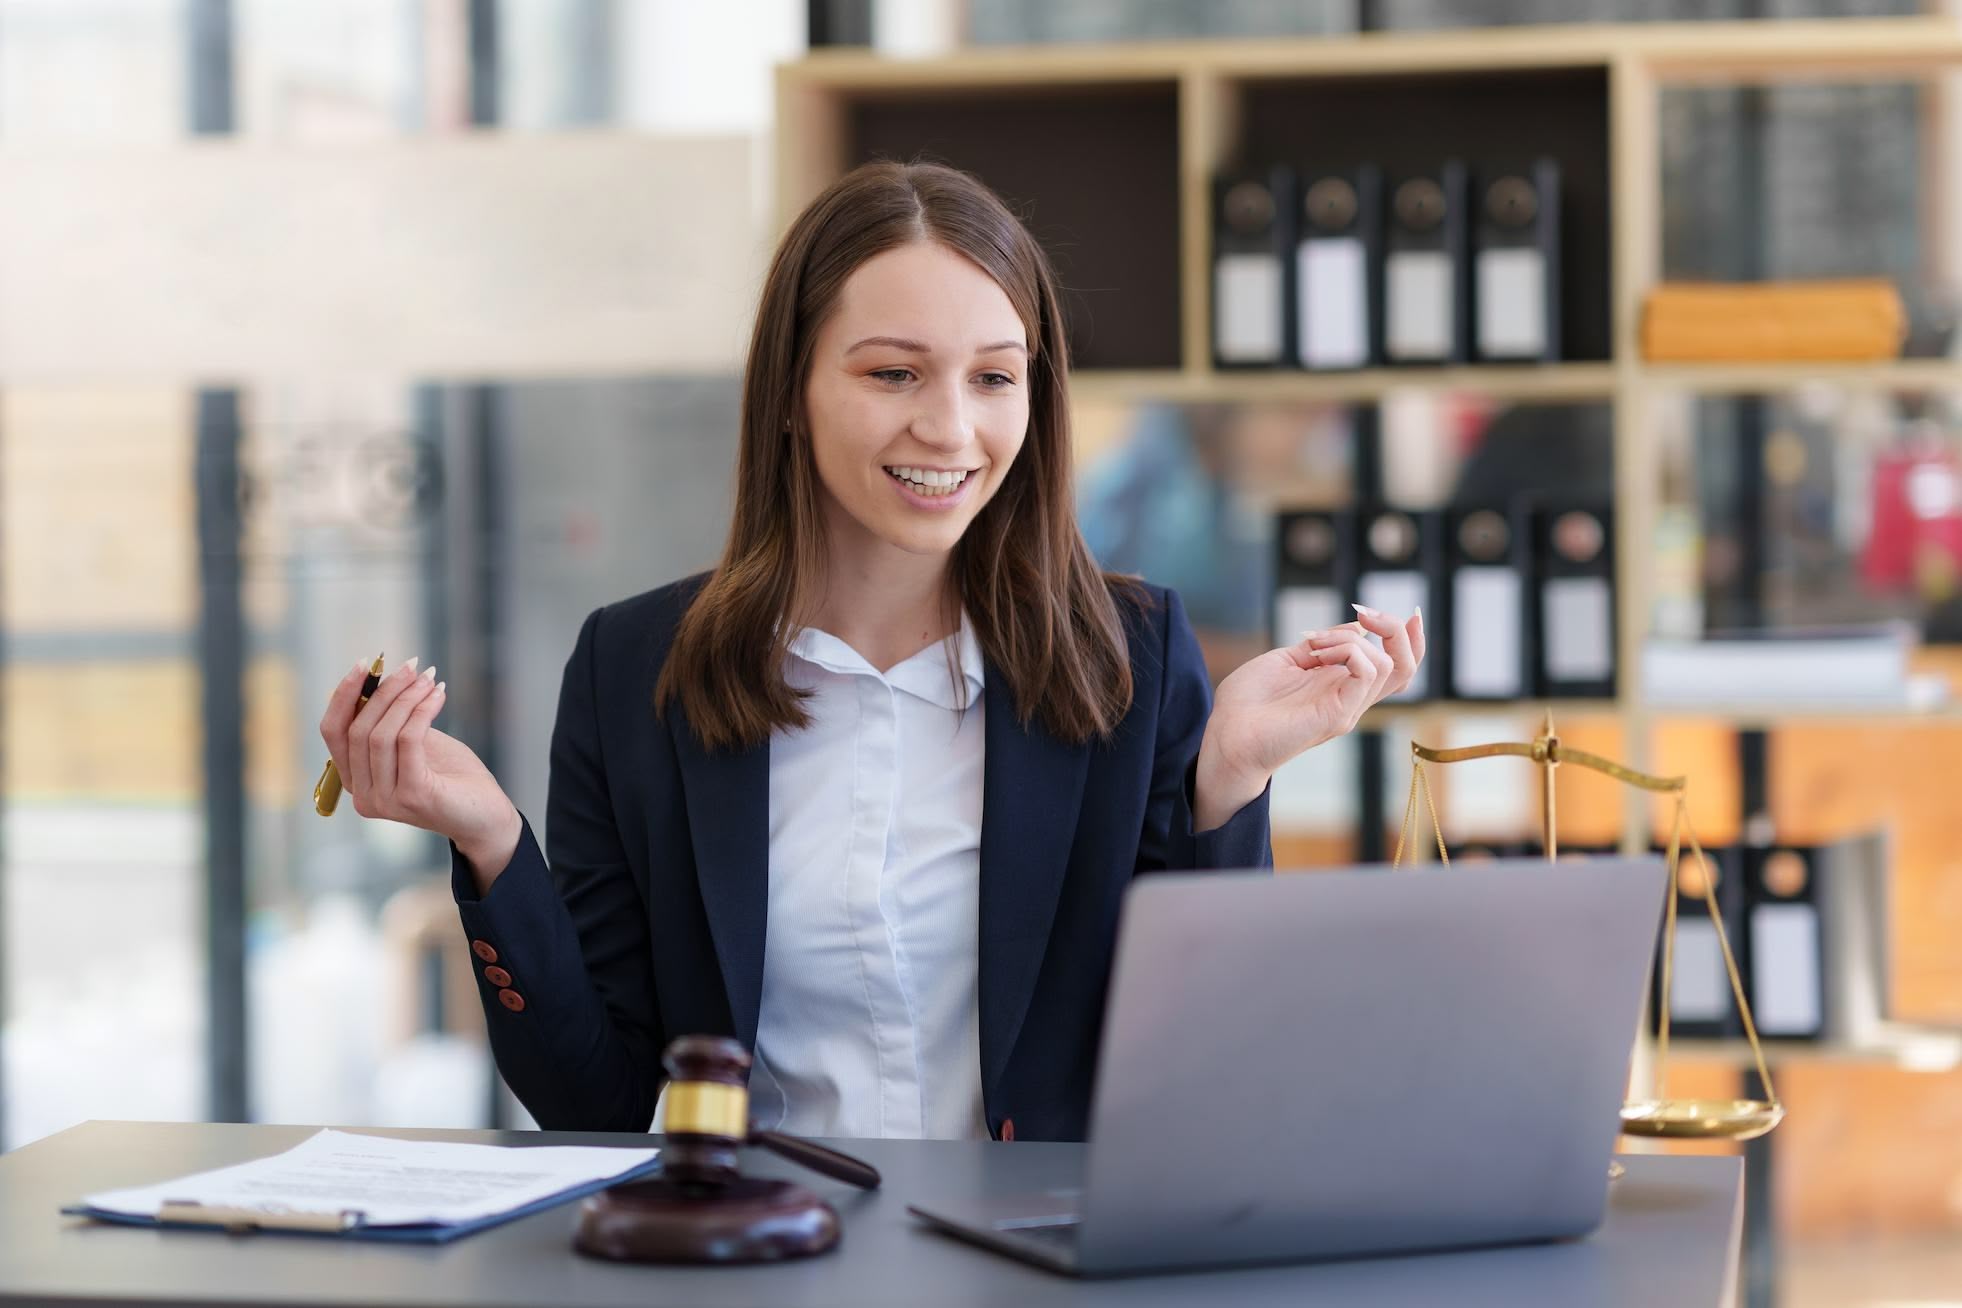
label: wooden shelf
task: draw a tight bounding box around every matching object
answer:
[1070,363,1619,407]
[1353,697,1962,731]
[1069,360,1962,407]
[781,17,1962,89]
[1637,358,1962,396]
[1642,700,1962,727]
[1668,1025,1962,1072]
[1360,699,1624,731]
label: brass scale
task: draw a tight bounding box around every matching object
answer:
[1394,711,1783,1143]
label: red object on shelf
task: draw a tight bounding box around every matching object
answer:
[1862,439,1962,594]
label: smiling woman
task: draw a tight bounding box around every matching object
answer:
[317,159,1424,1143]
[658,164,1138,753]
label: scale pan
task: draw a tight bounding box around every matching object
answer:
[1619,1098,1785,1141]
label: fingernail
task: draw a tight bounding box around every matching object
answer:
[435,680,446,694]
[421,664,437,681]
[351,659,366,677]
[1414,605,1424,622]
[1351,603,1378,618]
[404,657,420,674]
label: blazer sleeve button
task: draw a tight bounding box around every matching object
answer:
[483,965,512,988]
[497,988,526,1013]
[471,939,499,964]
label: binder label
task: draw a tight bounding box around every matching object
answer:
[1476,247,1548,358]
[1359,570,1428,698]
[1751,902,1823,1036]
[1385,250,1452,360]
[1297,238,1369,369]
[1214,254,1283,362]
[1542,576,1612,683]
[1451,565,1523,697]
[1669,918,1729,1022]
[1276,585,1343,647]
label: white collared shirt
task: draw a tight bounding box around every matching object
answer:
[747,614,990,1140]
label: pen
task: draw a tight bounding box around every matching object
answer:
[313,654,384,816]
[157,1199,366,1234]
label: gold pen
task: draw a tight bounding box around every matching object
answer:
[314,654,384,816]
[156,1199,366,1234]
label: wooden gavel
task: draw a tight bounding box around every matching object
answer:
[655,1035,882,1191]
[573,1035,879,1264]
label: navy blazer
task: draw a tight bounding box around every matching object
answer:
[452,573,1272,1142]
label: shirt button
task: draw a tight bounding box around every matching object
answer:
[483,965,512,988]
[471,939,498,964]
[497,989,526,1013]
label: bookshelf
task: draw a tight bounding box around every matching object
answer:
[775,15,1962,806]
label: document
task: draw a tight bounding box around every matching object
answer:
[78,1129,659,1230]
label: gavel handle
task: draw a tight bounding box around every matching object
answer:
[748,1130,883,1190]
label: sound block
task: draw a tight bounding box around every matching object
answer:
[572,1175,841,1264]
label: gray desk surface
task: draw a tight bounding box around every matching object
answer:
[0,1121,1742,1308]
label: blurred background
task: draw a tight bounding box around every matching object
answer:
[3,2,1962,1306]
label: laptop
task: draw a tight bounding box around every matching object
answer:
[909,856,1666,1277]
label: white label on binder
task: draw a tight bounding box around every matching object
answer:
[1384,250,1452,361]
[1451,565,1523,698]
[1751,902,1823,1036]
[1670,918,1728,1022]
[1296,237,1369,369]
[1214,253,1283,363]
[1476,247,1548,358]
[1542,576,1612,684]
[1359,570,1428,699]
[1275,585,1342,648]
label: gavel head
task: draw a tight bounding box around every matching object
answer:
[657,1035,752,1188]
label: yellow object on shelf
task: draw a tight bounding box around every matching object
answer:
[1641,278,1907,362]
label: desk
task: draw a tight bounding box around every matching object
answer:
[1,1122,1742,1307]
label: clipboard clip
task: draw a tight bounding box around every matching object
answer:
[157,1199,367,1234]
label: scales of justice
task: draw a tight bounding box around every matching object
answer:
[1392,710,1784,1144]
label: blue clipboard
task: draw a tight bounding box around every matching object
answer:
[61,1156,662,1243]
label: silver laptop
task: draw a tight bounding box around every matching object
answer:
[909,856,1666,1277]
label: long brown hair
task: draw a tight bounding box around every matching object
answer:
[655,159,1144,752]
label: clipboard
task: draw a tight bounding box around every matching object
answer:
[61,1129,663,1247]
[62,1159,662,1243]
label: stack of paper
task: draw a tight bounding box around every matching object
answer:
[1641,624,1935,709]
[66,1129,659,1242]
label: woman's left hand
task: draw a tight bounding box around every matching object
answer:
[1192,606,1426,830]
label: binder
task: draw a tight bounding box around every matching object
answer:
[1212,168,1296,368]
[1740,834,1895,1045]
[1474,160,1561,363]
[1744,844,1826,1040]
[1530,501,1616,699]
[1383,163,1470,365]
[1273,508,1354,647]
[1355,506,1443,701]
[1652,844,1749,1040]
[1293,166,1380,370]
[1813,832,1891,1047]
[1446,503,1532,701]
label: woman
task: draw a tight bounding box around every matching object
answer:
[317,161,1424,1143]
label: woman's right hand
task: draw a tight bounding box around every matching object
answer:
[318,658,523,888]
